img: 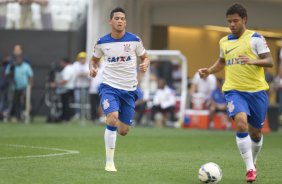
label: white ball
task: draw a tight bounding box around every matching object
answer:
[198,162,222,183]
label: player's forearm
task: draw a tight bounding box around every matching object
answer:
[140,54,150,64]
[252,58,273,67]
[139,54,150,73]
[89,57,99,70]
[141,57,150,65]
[251,52,273,67]
[208,58,225,74]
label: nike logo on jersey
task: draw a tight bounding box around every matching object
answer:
[225,46,239,54]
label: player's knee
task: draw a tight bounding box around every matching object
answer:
[107,113,119,126]
[236,123,248,132]
[235,116,248,132]
[236,121,248,132]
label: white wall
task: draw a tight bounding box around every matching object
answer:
[87,0,282,51]
[128,0,282,48]
[151,1,282,28]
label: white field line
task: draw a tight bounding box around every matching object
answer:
[0,144,80,160]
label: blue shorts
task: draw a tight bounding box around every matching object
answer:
[98,83,142,125]
[224,90,268,129]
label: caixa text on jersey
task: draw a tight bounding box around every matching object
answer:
[107,56,132,63]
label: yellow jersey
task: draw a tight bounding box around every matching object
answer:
[219,29,270,92]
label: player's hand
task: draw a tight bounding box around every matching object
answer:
[198,68,210,79]
[89,67,98,78]
[238,55,252,65]
[139,58,149,73]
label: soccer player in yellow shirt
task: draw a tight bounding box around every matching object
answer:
[198,4,273,183]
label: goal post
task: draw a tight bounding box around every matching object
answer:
[144,50,188,127]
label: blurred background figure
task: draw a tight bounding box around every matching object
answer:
[134,73,149,126]
[208,78,230,129]
[0,57,10,120]
[134,90,146,126]
[150,79,176,128]
[172,63,182,92]
[5,55,33,121]
[45,61,61,123]
[7,44,30,65]
[1,44,32,122]
[89,61,104,124]
[190,71,216,110]
[5,0,20,29]
[18,0,34,29]
[50,58,74,122]
[35,0,52,30]
[0,0,8,29]
[264,67,274,97]
[72,51,90,120]
[274,63,282,120]
[279,38,282,66]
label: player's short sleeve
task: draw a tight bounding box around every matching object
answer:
[93,40,103,58]
[135,37,146,56]
[252,33,270,54]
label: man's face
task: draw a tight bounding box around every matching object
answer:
[13,45,22,56]
[79,58,86,64]
[109,12,126,32]
[226,13,246,35]
[158,80,166,89]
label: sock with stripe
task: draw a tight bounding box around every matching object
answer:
[104,125,117,164]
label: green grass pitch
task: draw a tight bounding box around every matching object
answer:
[0,120,281,184]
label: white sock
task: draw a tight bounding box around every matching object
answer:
[104,125,117,164]
[236,133,255,171]
[251,136,263,165]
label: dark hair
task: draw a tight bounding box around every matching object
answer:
[110,7,126,19]
[226,4,247,19]
[61,58,70,63]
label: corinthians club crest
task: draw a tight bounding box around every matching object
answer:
[124,44,131,52]
[227,101,235,113]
